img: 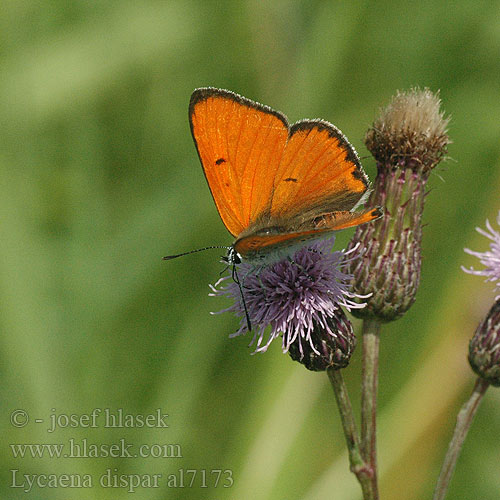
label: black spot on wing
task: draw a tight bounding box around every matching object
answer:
[284,177,298,182]
[215,158,226,165]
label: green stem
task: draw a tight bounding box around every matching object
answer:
[432,377,490,500]
[360,318,381,500]
[327,368,375,500]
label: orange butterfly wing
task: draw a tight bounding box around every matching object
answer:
[233,207,381,256]
[270,120,369,220]
[189,88,289,237]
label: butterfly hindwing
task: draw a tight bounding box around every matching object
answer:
[233,207,382,260]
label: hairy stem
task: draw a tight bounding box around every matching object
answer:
[432,377,490,500]
[360,318,381,499]
[327,367,376,500]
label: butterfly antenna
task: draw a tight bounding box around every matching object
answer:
[163,246,230,260]
[232,264,252,332]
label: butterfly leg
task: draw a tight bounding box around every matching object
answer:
[231,264,252,331]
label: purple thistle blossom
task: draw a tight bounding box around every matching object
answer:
[462,211,500,296]
[210,236,368,355]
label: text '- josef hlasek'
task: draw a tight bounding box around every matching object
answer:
[10,408,169,432]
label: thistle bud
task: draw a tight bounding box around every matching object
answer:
[288,308,356,371]
[468,300,500,386]
[347,89,450,321]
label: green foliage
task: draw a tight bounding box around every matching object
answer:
[1,1,500,499]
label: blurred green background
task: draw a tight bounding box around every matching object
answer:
[1,1,500,499]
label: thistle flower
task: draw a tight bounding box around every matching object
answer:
[210,236,365,369]
[468,299,500,386]
[346,88,450,321]
[462,211,500,297]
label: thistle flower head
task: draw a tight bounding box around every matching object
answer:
[365,88,450,174]
[210,236,365,363]
[469,299,500,386]
[347,88,450,321]
[462,211,500,297]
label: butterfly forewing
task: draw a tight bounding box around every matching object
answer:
[270,121,368,220]
[189,88,289,237]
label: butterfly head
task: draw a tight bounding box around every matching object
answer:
[221,246,242,266]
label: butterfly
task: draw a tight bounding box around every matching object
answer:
[165,87,381,265]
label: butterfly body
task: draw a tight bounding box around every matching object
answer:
[187,87,381,264]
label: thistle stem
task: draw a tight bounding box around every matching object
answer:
[327,368,376,500]
[432,377,490,500]
[360,318,381,499]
